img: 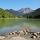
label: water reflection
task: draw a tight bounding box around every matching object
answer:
[0,19,40,33]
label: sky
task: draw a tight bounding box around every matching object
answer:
[0,0,40,10]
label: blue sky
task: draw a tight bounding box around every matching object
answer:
[0,0,40,10]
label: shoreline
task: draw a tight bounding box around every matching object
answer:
[0,27,40,40]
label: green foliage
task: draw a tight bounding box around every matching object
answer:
[0,8,16,18]
[23,8,40,19]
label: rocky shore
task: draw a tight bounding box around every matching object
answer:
[0,27,40,40]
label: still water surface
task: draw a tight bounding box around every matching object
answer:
[0,19,40,34]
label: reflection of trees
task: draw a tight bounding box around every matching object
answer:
[0,19,9,26]
[0,19,15,27]
[0,19,5,26]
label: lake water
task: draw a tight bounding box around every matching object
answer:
[0,18,40,35]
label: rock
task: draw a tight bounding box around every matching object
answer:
[30,35,36,39]
[0,36,5,40]
[10,36,27,40]
[36,32,40,35]
[34,33,37,36]
[0,27,40,40]
[9,32,13,35]
[38,36,40,38]
[15,32,20,35]
[19,31,25,36]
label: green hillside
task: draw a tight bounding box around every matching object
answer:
[0,8,16,18]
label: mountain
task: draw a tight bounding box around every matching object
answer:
[0,8,23,18]
[0,8,16,18]
[0,8,40,18]
[6,8,33,16]
[18,8,33,14]
[30,8,40,18]
[6,9,22,16]
[5,8,40,18]
[23,8,40,18]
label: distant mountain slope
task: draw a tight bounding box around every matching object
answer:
[6,8,33,16]
[18,8,33,14]
[23,8,40,18]
[30,8,40,18]
[6,9,22,16]
[1,7,40,18]
[0,8,15,18]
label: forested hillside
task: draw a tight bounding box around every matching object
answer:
[23,8,40,19]
[0,8,16,18]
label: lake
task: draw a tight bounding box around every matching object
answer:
[0,18,40,35]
